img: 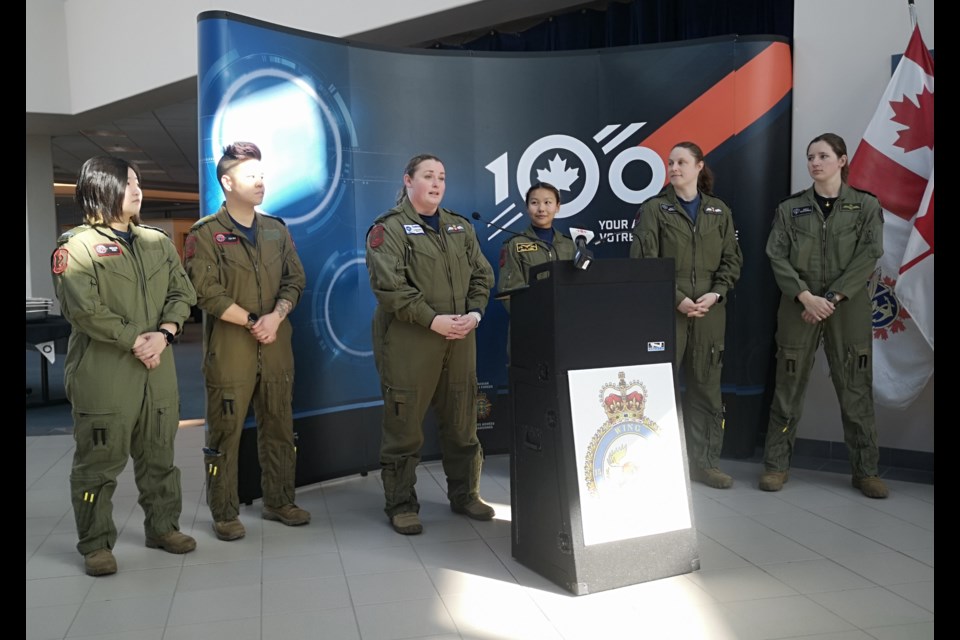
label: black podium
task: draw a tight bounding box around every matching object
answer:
[508,258,699,595]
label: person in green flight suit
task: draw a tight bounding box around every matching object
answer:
[365,153,496,535]
[184,141,310,542]
[497,181,577,313]
[52,156,198,576]
[760,133,887,498]
[630,141,743,489]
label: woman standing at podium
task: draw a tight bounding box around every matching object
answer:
[365,154,496,535]
[630,142,743,489]
[51,156,198,576]
[497,182,576,311]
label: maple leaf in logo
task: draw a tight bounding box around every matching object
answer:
[889,85,934,152]
[537,154,579,191]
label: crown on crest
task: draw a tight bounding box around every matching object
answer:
[599,372,647,421]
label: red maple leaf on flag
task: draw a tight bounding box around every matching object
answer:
[890,85,934,152]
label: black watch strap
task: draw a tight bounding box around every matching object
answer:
[159,328,175,346]
[246,312,259,329]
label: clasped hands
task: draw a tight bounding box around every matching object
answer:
[798,291,842,325]
[430,314,479,340]
[131,332,167,369]
[677,293,719,318]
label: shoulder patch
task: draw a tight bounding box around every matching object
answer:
[51,247,69,274]
[498,245,507,268]
[368,223,385,249]
[184,234,197,259]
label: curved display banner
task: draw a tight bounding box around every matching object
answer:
[197,11,792,490]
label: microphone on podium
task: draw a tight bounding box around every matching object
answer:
[568,227,595,271]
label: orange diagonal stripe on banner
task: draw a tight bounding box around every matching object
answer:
[640,42,793,181]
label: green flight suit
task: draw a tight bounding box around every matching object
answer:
[184,205,307,522]
[52,223,196,555]
[763,184,883,476]
[365,199,495,517]
[497,225,577,313]
[630,185,743,471]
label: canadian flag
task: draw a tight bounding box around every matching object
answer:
[848,24,934,409]
[896,164,934,349]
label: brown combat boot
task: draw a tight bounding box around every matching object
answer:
[145,530,197,554]
[451,498,496,521]
[84,548,118,576]
[263,504,311,526]
[759,470,789,492]
[213,518,246,541]
[390,512,423,535]
[852,475,889,499]
[691,467,734,489]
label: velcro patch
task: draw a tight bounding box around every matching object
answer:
[94,243,122,257]
[660,203,677,212]
[369,224,385,249]
[445,224,465,234]
[184,235,197,259]
[840,202,861,212]
[214,233,240,244]
[705,206,723,214]
[403,224,425,235]
[792,206,813,217]
[516,242,538,253]
[52,248,69,274]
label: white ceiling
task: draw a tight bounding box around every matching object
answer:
[32,0,602,218]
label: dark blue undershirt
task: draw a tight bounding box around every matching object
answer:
[419,214,440,233]
[114,227,133,248]
[677,192,701,224]
[229,214,257,244]
[532,226,554,244]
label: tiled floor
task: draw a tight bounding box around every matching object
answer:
[27,426,933,640]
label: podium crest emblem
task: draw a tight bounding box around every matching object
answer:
[583,372,661,496]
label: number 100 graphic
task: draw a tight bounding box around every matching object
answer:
[483,125,665,234]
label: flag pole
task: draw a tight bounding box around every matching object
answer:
[908,0,917,28]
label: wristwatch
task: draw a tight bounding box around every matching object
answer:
[158,328,175,346]
[824,291,837,302]
[245,312,259,329]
